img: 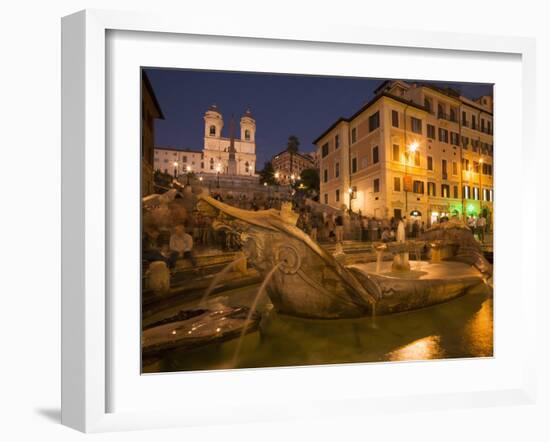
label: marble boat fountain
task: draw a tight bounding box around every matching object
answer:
[196,195,493,320]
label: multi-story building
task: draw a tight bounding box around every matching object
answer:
[154,105,257,177]
[141,71,164,196]
[313,80,493,226]
[271,149,316,184]
[154,147,204,177]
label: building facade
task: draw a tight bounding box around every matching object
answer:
[154,105,257,178]
[314,80,493,226]
[141,71,164,196]
[271,149,316,184]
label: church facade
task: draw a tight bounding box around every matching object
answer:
[154,105,257,177]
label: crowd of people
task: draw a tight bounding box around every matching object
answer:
[142,186,491,274]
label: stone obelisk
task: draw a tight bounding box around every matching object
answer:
[227,115,237,175]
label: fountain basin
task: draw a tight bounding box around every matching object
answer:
[349,260,486,315]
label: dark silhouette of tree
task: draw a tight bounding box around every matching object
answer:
[286,135,300,153]
[286,135,300,174]
[299,168,320,192]
[259,161,276,185]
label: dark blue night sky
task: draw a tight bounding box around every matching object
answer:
[144,68,492,168]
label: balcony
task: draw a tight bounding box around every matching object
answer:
[462,120,469,127]
[437,111,449,120]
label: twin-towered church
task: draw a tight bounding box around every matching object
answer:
[154,105,257,177]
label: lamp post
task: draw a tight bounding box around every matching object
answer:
[479,158,484,217]
[173,161,178,178]
[404,141,418,216]
[186,165,192,185]
[348,187,354,212]
[274,171,280,194]
[216,164,221,188]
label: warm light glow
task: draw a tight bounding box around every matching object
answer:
[291,174,295,180]
[171,330,177,335]
[199,176,203,181]
[173,161,178,167]
[186,165,192,172]
[348,187,353,194]
[274,172,280,179]
[264,182,268,186]
[216,164,221,173]
[479,158,484,164]
[408,141,419,152]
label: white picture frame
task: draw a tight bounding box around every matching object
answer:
[61,9,537,433]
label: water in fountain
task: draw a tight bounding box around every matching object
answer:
[375,249,383,274]
[199,255,246,307]
[231,262,283,367]
[371,302,377,329]
[414,246,422,270]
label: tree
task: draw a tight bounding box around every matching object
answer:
[299,168,320,193]
[259,161,276,185]
[286,135,300,175]
[286,135,300,153]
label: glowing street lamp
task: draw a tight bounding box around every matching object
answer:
[186,165,192,185]
[274,171,280,179]
[173,161,179,178]
[404,141,419,214]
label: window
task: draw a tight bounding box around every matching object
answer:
[245,161,250,173]
[209,125,216,136]
[427,124,435,139]
[442,159,448,178]
[450,108,458,122]
[438,103,445,119]
[481,119,485,132]
[245,129,250,140]
[473,187,480,200]
[463,185,470,199]
[413,180,424,194]
[335,162,340,178]
[473,161,479,173]
[352,157,358,173]
[335,134,340,149]
[335,189,340,202]
[462,111,467,125]
[369,111,380,132]
[414,150,420,166]
[372,146,379,164]
[411,117,422,134]
[321,143,329,158]
[471,115,477,130]
[424,98,432,113]
[428,182,436,196]
[441,184,450,198]
[394,177,401,191]
[209,158,214,170]
[324,193,328,204]
[373,178,380,193]
[182,155,187,163]
[351,128,357,144]
[450,132,459,145]
[452,161,458,175]
[323,169,328,183]
[392,110,399,128]
[438,128,449,143]
[427,156,433,171]
[461,136,469,148]
[453,185,459,198]
[392,144,400,161]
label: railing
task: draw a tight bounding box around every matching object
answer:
[438,111,448,120]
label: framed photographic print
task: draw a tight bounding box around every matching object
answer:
[61,9,537,433]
